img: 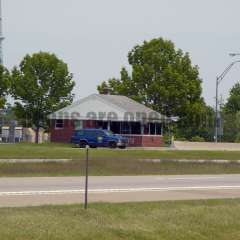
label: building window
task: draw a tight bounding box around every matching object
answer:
[110,122,120,134]
[74,120,83,130]
[131,122,141,135]
[96,121,109,130]
[121,122,131,134]
[147,123,163,135]
[55,120,64,129]
[149,123,156,135]
[156,123,162,135]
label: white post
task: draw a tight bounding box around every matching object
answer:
[107,121,111,131]
[141,122,144,135]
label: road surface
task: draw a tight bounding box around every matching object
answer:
[0,175,240,207]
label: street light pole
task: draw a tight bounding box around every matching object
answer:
[215,60,240,143]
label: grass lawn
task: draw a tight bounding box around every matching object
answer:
[0,143,240,160]
[1,158,240,177]
[0,199,239,240]
[0,143,240,177]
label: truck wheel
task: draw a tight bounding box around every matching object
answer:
[79,141,88,148]
[119,146,126,149]
[90,145,98,149]
[109,142,117,149]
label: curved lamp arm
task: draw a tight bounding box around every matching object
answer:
[217,60,240,84]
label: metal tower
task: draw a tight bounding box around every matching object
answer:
[0,0,4,65]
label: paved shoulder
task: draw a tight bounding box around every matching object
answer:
[0,175,240,207]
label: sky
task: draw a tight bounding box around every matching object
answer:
[3,0,240,107]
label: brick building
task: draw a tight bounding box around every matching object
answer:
[48,94,166,147]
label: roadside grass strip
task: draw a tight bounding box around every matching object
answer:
[0,199,240,240]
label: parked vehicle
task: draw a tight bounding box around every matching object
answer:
[71,129,128,149]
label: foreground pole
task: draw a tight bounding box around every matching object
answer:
[215,77,219,143]
[84,145,89,210]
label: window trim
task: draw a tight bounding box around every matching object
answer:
[74,120,83,130]
[55,119,64,129]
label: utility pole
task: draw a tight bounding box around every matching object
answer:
[84,145,90,210]
[0,0,4,65]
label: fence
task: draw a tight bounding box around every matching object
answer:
[0,127,49,143]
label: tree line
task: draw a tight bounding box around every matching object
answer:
[0,38,239,143]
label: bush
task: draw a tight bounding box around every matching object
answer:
[191,136,205,142]
[163,135,172,146]
[175,137,187,141]
[235,133,240,143]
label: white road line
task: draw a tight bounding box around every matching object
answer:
[164,177,225,180]
[0,185,240,196]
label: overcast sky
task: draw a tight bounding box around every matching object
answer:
[3,0,240,106]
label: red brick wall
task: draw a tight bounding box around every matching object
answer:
[126,135,143,147]
[84,120,97,128]
[50,120,98,143]
[50,120,75,143]
[142,135,164,147]
[124,135,164,147]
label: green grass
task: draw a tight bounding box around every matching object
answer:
[0,199,240,240]
[0,143,240,160]
[1,159,240,177]
[0,143,240,177]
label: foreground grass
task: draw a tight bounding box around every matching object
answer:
[0,199,240,240]
[0,143,240,177]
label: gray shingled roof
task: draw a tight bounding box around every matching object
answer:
[97,94,160,115]
[49,94,165,121]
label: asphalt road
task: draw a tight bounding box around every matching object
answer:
[0,175,240,207]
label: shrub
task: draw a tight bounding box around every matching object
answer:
[163,135,172,146]
[191,136,205,142]
[235,133,240,143]
[175,137,187,141]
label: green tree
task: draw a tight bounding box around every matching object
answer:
[225,82,240,114]
[0,65,10,109]
[98,38,207,139]
[221,111,240,142]
[10,52,75,143]
[223,82,240,142]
